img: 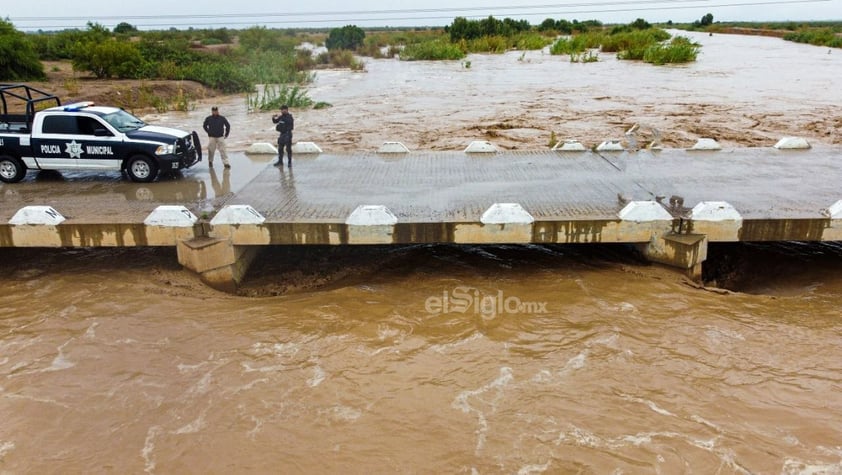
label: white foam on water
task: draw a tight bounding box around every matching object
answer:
[377,323,403,341]
[517,461,551,474]
[174,414,207,434]
[620,394,676,417]
[247,415,264,440]
[84,321,98,339]
[308,366,326,388]
[782,460,842,475]
[0,441,15,458]
[142,426,163,474]
[691,414,724,433]
[559,352,587,376]
[47,340,75,372]
[531,369,553,383]
[177,361,209,373]
[241,362,288,373]
[431,331,484,354]
[452,367,514,454]
[323,405,362,422]
[58,304,77,318]
[187,371,213,396]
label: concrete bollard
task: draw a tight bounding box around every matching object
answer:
[455,203,534,243]
[346,205,398,244]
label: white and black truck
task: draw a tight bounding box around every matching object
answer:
[0,84,202,183]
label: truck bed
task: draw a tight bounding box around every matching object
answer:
[0,114,31,133]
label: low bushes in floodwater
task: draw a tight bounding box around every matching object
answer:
[550,26,698,64]
[400,40,465,61]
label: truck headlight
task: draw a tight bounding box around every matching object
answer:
[155,144,175,155]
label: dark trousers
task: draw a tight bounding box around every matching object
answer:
[278,133,293,164]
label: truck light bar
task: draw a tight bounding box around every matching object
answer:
[62,101,95,111]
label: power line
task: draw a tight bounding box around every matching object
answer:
[9,0,712,21]
[13,0,830,30]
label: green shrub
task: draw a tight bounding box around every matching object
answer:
[784,28,842,48]
[643,36,700,64]
[550,33,602,55]
[464,35,508,53]
[0,19,45,80]
[71,39,147,79]
[514,32,553,50]
[247,84,313,111]
[400,40,465,60]
[326,25,365,51]
[182,61,253,93]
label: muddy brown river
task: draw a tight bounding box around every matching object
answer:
[2,31,842,473]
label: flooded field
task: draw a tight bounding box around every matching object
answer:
[1,31,842,473]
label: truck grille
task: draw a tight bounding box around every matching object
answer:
[175,133,200,167]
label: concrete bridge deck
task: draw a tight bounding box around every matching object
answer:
[230,147,840,223]
[2,142,841,290]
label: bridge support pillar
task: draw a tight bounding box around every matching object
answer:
[638,233,708,280]
[176,237,259,293]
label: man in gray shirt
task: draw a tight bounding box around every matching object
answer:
[203,106,231,168]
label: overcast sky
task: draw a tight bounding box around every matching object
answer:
[6,0,841,31]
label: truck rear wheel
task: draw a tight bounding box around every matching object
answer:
[126,155,158,183]
[0,154,26,183]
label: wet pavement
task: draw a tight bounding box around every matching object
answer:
[4,145,838,226]
[232,146,842,223]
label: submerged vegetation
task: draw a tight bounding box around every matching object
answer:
[549,19,699,64]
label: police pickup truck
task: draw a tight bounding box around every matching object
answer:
[0,84,201,183]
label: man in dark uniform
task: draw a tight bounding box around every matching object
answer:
[272,105,294,168]
[202,106,231,168]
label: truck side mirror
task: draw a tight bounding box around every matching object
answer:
[94,128,112,137]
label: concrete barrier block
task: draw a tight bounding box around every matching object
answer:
[144,206,198,227]
[211,205,266,225]
[464,141,497,153]
[618,201,672,222]
[9,206,65,225]
[774,137,811,150]
[690,201,742,241]
[377,141,411,153]
[346,205,398,244]
[552,140,587,152]
[245,142,278,154]
[596,140,624,151]
[346,205,398,226]
[481,203,534,224]
[825,200,842,219]
[691,201,741,221]
[292,142,323,154]
[691,138,722,150]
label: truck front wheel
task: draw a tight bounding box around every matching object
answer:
[0,154,26,183]
[126,155,158,183]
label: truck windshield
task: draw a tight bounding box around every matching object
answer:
[101,110,146,132]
